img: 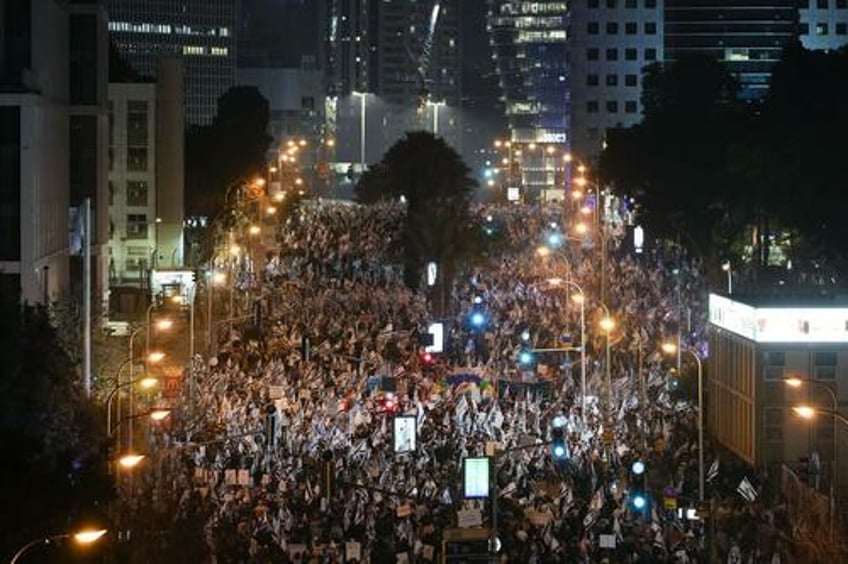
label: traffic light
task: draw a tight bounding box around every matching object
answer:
[630,459,647,513]
[551,427,567,461]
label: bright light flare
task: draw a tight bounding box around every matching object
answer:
[118,454,145,469]
[793,405,816,419]
[74,529,108,544]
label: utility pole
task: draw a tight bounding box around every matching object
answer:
[83,198,92,398]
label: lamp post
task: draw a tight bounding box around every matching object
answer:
[722,261,732,294]
[352,91,369,168]
[106,374,158,435]
[598,302,614,423]
[788,377,839,539]
[544,276,586,411]
[662,342,704,502]
[426,99,446,136]
[10,529,107,564]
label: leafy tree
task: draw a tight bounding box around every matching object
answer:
[355,131,480,309]
[0,296,111,560]
[185,86,272,218]
[601,56,754,272]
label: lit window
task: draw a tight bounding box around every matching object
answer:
[816,23,828,35]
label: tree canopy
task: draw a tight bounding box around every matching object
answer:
[355,131,480,302]
[600,46,848,285]
[0,297,110,560]
[185,86,272,217]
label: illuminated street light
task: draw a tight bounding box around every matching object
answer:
[574,223,588,235]
[212,271,227,285]
[139,377,159,390]
[266,206,277,216]
[574,176,588,187]
[295,178,303,185]
[229,244,241,256]
[793,405,816,419]
[155,318,173,330]
[273,192,285,202]
[118,453,145,469]
[11,529,108,564]
[599,317,615,332]
[249,225,261,236]
[149,409,171,422]
[147,351,165,363]
[563,153,573,163]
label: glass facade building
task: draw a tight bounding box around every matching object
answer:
[107,0,238,125]
[664,1,799,100]
[488,1,570,202]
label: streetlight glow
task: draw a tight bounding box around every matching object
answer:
[249,225,261,236]
[118,454,145,469]
[147,351,165,363]
[149,409,171,421]
[73,529,108,544]
[139,377,159,390]
[660,342,677,355]
[785,377,803,388]
[212,271,227,285]
[266,206,277,216]
[155,318,173,330]
[793,405,816,419]
[600,317,615,332]
[536,246,551,257]
[574,223,588,235]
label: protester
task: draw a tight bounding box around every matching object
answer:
[140,200,785,563]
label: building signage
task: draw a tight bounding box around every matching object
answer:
[709,293,848,343]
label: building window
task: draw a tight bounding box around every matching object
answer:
[588,22,599,35]
[625,74,638,86]
[645,48,657,61]
[587,48,600,61]
[606,100,618,113]
[814,352,837,380]
[626,0,637,7]
[0,107,22,262]
[645,22,657,35]
[626,22,637,35]
[127,181,149,206]
[645,0,656,7]
[764,407,783,442]
[838,0,847,8]
[763,351,785,380]
[607,22,618,35]
[625,100,638,113]
[127,148,148,172]
[837,23,847,34]
[606,48,618,61]
[589,0,599,7]
[587,74,599,86]
[625,48,637,60]
[800,23,810,35]
[607,0,617,7]
[127,101,148,146]
[606,74,618,86]
[587,101,599,113]
[816,23,828,35]
[818,0,829,8]
[126,214,148,239]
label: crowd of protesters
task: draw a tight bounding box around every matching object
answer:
[138,200,791,563]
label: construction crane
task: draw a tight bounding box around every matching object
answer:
[406,0,443,107]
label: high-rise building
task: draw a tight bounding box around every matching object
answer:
[108,58,184,304]
[107,0,238,125]
[569,0,663,159]
[0,0,109,305]
[799,0,848,51]
[664,1,798,100]
[324,0,375,97]
[487,0,570,201]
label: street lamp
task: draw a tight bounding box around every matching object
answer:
[105,376,159,435]
[425,99,446,135]
[788,376,839,538]
[662,342,704,502]
[722,261,732,294]
[118,453,146,469]
[547,277,587,412]
[10,528,107,563]
[352,91,370,168]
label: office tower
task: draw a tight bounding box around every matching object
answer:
[0,0,109,305]
[487,0,570,202]
[799,0,848,50]
[108,58,185,300]
[569,0,664,159]
[664,1,798,100]
[107,0,238,125]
